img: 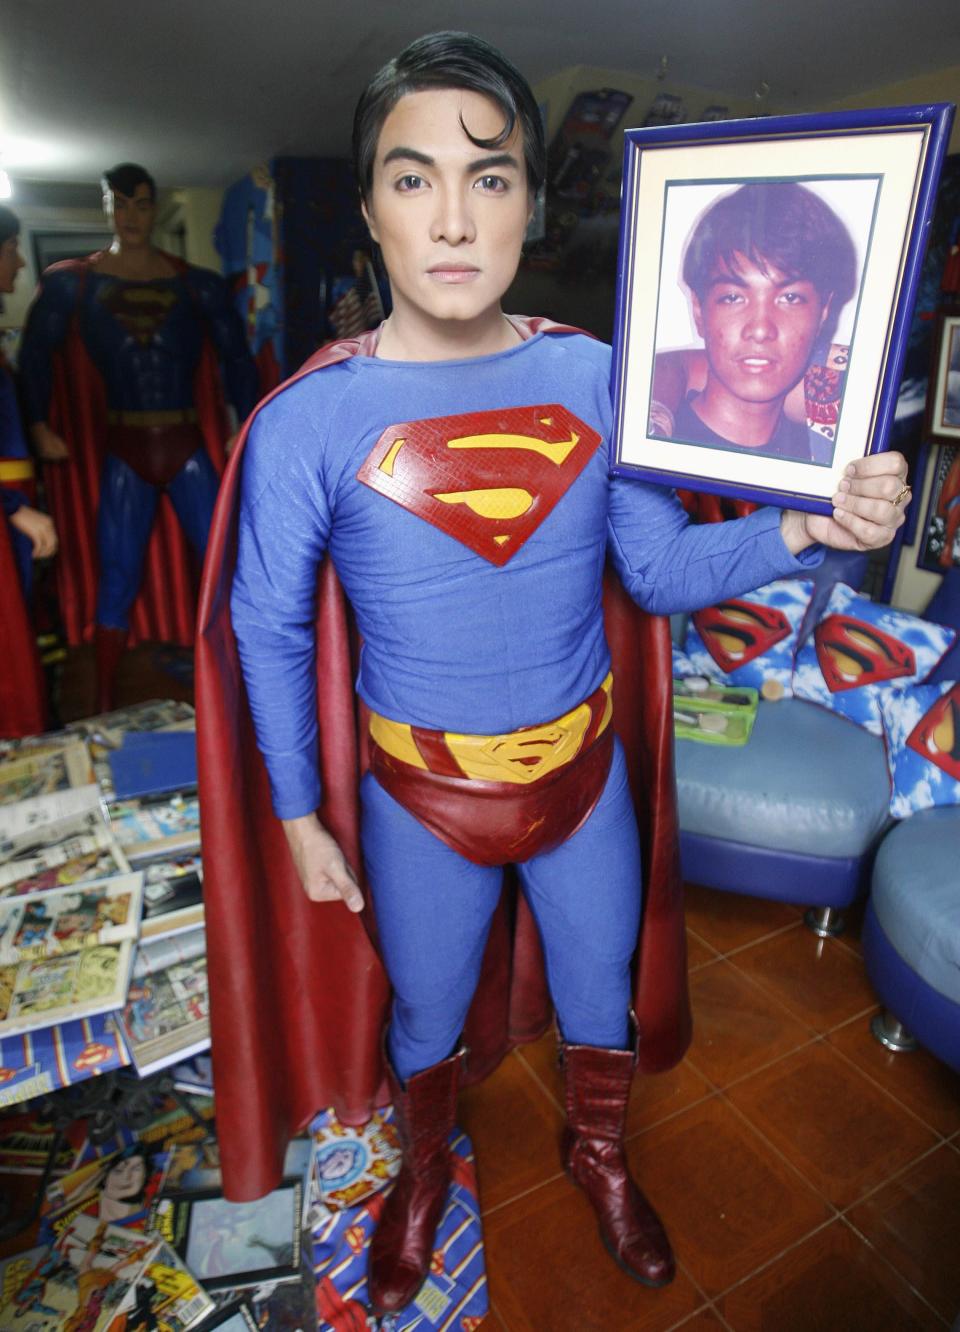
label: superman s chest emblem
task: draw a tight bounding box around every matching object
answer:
[814,614,916,692]
[907,683,960,781]
[98,280,178,346]
[692,599,790,672]
[356,404,601,565]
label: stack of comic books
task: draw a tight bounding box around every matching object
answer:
[118,928,209,1078]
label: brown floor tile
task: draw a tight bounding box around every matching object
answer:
[827,1012,960,1139]
[673,1312,729,1330]
[726,1043,939,1210]
[484,1174,704,1331]
[718,1218,944,1330]
[685,959,816,1090]
[731,925,876,1032]
[686,929,719,971]
[846,1143,960,1323]
[682,885,800,955]
[459,1048,564,1213]
[624,1096,831,1298]
[515,1028,715,1138]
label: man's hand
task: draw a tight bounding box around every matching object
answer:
[31,422,70,461]
[281,813,365,912]
[9,505,58,558]
[780,451,910,555]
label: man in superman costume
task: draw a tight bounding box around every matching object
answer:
[196,33,910,1316]
[19,163,259,710]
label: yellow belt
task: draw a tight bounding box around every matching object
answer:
[369,672,613,785]
[0,459,35,482]
[106,408,199,428]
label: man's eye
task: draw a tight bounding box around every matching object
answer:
[396,175,425,192]
[715,292,743,305]
[779,291,806,305]
[475,175,507,192]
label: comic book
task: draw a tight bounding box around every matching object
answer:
[0,1245,49,1308]
[139,855,204,942]
[0,875,143,1038]
[108,1239,214,1332]
[109,797,201,863]
[307,1107,401,1218]
[0,786,105,861]
[0,826,131,898]
[0,1013,131,1109]
[0,1213,160,1332]
[118,929,209,1077]
[0,740,95,806]
[151,1180,303,1292]
[0,875,143,965]
[41,1142,171,1243]
[0,1109,88,1175]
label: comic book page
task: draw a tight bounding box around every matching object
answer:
[42,1142,171,1245]
[108,1239,214,1332]
[138,855,204,942]
[0,741,95,807]
[119,929,209,1077]
[0,787,105,860]
[109,798,201,863]
[0,1214,159,1332]
[0,874,143,965]
[0,828,131,897]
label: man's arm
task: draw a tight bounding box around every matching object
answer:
[19,269,79,461]
[231,400,361,911]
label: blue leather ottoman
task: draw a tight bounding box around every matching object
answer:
[675,698,891,913]
[863,807,960,1071]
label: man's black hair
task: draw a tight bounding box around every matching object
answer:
[101,162,156,202]
[352,31,545,201]
[0,205,19,248]
[682,182,858,315]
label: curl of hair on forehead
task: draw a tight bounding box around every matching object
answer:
[353,31,545,201]
[101,163,156,203]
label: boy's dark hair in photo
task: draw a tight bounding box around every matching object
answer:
[352,30,546,200]
[101,162,156,202]
[682,181,859,332]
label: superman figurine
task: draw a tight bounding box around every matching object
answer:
[19,163,259,710]
[197,33,911,1316]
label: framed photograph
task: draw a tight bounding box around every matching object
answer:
[611,103,955,512]
[917,443,960,571]
[925,312,960,444]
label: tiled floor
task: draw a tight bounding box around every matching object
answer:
[461,885,960,1331]
[50,650,960,1330]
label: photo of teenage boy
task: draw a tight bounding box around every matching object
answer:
[656,182,860,462]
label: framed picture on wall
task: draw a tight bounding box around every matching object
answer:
[917,442,960,571]
[610,102,955,514]
[924,311,960,445]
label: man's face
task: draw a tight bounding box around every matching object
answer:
[106,183,156,248]
[691,253,830,407]
[362,87,532,337]
[0,235,25,294]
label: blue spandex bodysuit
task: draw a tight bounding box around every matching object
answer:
[20,264,259,628]
[232,331,820,1079]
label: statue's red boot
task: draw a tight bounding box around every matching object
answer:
[367,1048,464,1316]
[561,1041,676,1287]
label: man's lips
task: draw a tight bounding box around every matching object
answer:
[427,264,480,283]
[737,356,778,370]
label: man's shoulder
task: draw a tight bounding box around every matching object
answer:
[249,355,357,434]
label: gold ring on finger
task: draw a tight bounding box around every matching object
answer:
[893,484,910,507]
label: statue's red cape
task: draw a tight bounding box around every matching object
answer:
[39,253,229,647]
[196,319,690,1200]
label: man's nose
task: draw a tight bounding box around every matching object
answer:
[742,301,777,341]
[430,187,476,245]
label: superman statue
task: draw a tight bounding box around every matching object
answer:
[19,163,259,709]
[196,33,911,1317]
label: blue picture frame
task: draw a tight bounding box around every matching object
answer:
[610,103,955,514]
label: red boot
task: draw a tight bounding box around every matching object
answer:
[561,1042,675,1287]
[94,625,127,713]
[367,1048,464,1316]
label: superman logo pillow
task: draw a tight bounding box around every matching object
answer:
[684,579,814,697]
[880,680,960,818]
[793,584,957,735]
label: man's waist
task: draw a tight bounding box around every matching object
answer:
[105,407,199,428]
[368,672,613,785]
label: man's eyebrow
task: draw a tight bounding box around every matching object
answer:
[466,153,522,173]
[382,147,434,168]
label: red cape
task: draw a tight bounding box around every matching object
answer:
[196,319,690,1201]
[40,253,230,647]
[0,516,46,738]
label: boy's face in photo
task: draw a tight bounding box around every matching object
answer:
[362,87,532,338]
[691,252,831,408]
